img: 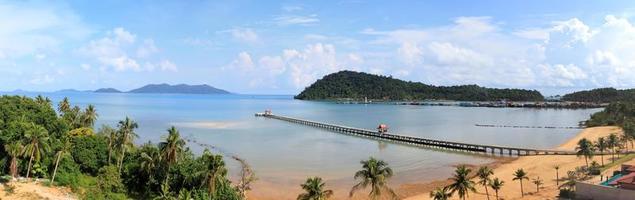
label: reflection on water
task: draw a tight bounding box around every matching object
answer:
[1,92,601,186]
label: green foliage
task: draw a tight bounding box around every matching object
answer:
[53,155,82,187]
[71,135,108,175]
[295,70,544,101]
[447,165,476,200]
[349,157,397,200]
[67,127,95,137]
[562,87,635,103]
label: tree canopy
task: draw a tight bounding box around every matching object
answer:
[295,71,544,101]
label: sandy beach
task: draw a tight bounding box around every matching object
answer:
[405,126,628,200]
[247,126,631,200]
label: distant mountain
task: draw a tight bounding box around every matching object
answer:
[94,88,122,93]
[127,84,231,94]
[56,89,89,93]
[561,88,635,103]
[295,70,544,101]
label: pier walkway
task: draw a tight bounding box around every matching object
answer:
[257,113,578,156]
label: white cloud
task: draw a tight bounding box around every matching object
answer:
[274,15,319,26]
[136,39,159,58]
[397,42,424,65]
[223,43,366,90]
[81,63,91,70]
[0,1,90,58]
[159,60,178,72]
[228,28,260,44]
[29,74,54,85]
[282,5,303,12]
[79,27,173,73]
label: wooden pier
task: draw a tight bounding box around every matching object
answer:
[258,113,578,156]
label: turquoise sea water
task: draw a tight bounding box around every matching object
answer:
[1,92,601,192]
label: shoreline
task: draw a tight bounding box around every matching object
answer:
[404,126,625,200]
[245,126,624,200]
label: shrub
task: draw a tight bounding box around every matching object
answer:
[559,188,575,198]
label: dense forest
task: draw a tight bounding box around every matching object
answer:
[562,88,635,103]
[0,95,250,199]
[295,71,544,101]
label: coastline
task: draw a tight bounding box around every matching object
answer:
[246,126,623,200]
[404,126,625,200]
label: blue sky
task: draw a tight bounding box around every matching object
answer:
[2,0,635,95]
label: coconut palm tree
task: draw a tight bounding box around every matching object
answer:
[554,165,560,187]
[576,138,595,167]
[430,187,452,200]
[559,171,578,191]
[23,124,50,179]
[476,166,494,200]
[58,97,70,114]
[5,143,24,179]
[489,178,504,200]
[35,95,51,106]
[199,152,227,197]
[349,157,397,200]
[532,176,543,193]
[51,137,72,183]
[512,168,529,197]
[608,133,619,162]
[595,137,608,166]
[140,148,161,181]
[98,125,117,164]
[446,165,476,200]
[159,126,185,172]
[117,117,139,173]
[82,104,98,128]
[297,177,333,200]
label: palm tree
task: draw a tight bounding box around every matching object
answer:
[576,138,595,167]
[297,177,333,200]
[99,125,117,164]
[82,104,98,128]
[117,117,139,173]
[51,137,72,183]
[476,166,494,200]
[554,165,560,187]
[596,137,608,166]
[512,168,529,197]
[532,176,543,193]
[446,165,476,200]
[608,133,619,162]
[489,178,504,200]
[559,171,578,191]
[159,126,185,174]
[429,187,452,200]
[200,152,227,197]
[5,143,24,179]
[23,124,50,179]
[154,179,176,200]
[140,148,161,181]
[35,95,51,106]
[349,157,397,200]
[58,97,70,114]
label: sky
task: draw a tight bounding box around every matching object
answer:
[2,0,635,95]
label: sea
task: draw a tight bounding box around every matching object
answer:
[0,92,601,193]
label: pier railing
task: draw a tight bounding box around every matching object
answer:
[258,113,580,156]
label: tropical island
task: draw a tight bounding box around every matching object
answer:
[295,71,544,101]
[93,84,231,94]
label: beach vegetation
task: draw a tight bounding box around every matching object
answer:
[297,177,333,200]
[349,157,397,200]
[446,165,476,200]
[512,168,529,197]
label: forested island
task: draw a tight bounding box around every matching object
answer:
[562,88,635,103]
[295,71,544,101]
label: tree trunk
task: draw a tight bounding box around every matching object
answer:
[520,180,524,197]
[51,152,62,183]
[107,139,112,164]
[585,156,588,167]
[495,190,499,200]
[484,184,490,200]
[556,170,559,187]
[26,150,34,179]
[601,153,604,166]
[10,157,17,179]
[118,147,126,173]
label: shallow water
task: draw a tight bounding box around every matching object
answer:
[2,92,600,186]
